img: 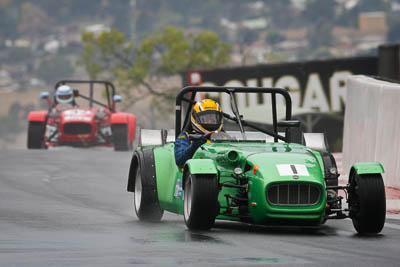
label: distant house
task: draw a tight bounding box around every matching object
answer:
[358,12,387,35]
[280,28,308,42]
[356,12,387,51]
[84,24,110,36]
[240,18,268,30]
[14,39,31,48]
[44,40,60,54]
[276,28,308,53]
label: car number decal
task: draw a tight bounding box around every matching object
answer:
[64,116,91,122]
[64,109,92,115]
[276,164,309,176]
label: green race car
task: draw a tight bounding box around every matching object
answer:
[127,86,386,234]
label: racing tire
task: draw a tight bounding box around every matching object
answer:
[184,173,218,230]
[349,173,386,234]
[27,122,46,149]
[133,157,164,221]
[112,124,130,151]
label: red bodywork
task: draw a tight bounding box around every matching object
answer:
[28,111,48,122]
[27,80,136,149]
[28,106,136,147]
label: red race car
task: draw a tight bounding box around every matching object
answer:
[27,80,136,151]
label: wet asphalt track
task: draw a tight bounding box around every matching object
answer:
[1,148,400,266]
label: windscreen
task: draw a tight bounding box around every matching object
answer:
[210,131,275,142]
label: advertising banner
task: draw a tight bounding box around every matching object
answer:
[185,56,378,151]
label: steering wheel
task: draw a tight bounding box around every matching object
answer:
[188,134,206,142]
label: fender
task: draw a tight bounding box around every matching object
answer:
[127,148,155,192]
[111,112,136,142]
[111,112,129,124]
[183,159,218,190]
[351,162,384,175]
[184,159,218,175]
[127,114,136,142]
[28,111,48,122]
[127,150,140,192]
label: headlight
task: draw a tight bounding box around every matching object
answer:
[234,167,243,175]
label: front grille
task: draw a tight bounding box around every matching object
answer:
[267,183,321,206]
[63,123,92,135]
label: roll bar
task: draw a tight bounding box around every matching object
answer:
[175,86,292,142]
[54,80,116,108]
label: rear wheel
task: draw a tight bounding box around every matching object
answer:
[184,173,218,230]
[349,173,386,234]
[27,122,45,149]
[112,124,130,151]
[134,159,164,221]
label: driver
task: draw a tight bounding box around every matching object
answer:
[48,85,76,118]
[174,99,223,168]
[54,85,76,107]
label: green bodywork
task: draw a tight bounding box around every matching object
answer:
[152,141,328,225]
[351,162,384,175]
[185,159,218,175]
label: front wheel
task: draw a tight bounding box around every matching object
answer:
[112,124,130,151]
[184,173,218,230]
[133,159,164,221]
[27,122,46,149]
[349,173,386,234]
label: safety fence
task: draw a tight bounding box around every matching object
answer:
[343,75,400,188]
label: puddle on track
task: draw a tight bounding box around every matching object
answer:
[130,230,229,244]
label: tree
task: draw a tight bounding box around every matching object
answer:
[80,26,231,107]
[303,0,336,24]
[308,21,333,51]
[266,31,284,46]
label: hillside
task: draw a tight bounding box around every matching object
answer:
[1,0,400,146]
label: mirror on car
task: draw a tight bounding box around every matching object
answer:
[113,95,122,102]
[40,92,50,99]
[277,120,301,128]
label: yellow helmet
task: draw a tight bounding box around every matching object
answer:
[191,99,223,134]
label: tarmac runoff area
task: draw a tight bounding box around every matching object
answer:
[333,153,400,214]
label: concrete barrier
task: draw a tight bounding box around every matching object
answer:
[343,75,400,188]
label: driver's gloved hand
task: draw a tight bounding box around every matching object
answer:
[190,137,206,150]
[204,131,214,138]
